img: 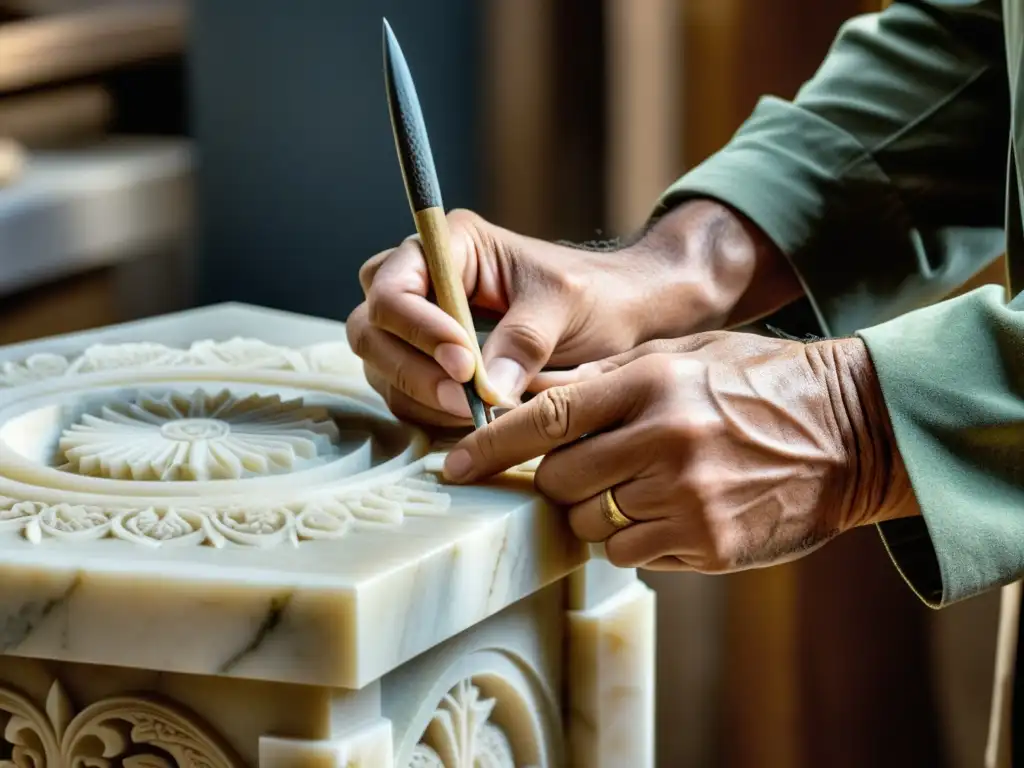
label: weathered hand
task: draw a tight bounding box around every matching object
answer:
[347,201,783,427]
[441,333,919,572]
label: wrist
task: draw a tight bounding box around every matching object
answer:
[817,337,920,530]
[629,200,755,336]
[627,199,803,337]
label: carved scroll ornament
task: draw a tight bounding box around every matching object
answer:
[0,679,244,768]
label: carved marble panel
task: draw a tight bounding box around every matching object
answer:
[0,676,245,768]
[0,304,587,689]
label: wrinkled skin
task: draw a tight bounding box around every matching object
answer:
[441,333,918,573]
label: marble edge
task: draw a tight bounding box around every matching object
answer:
[0,487,588,689]
[349,493,587,688]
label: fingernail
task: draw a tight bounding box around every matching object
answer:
[486,358,526,400]
[436,380,472,417]
[434,343,476,381]
[444,449,473,481]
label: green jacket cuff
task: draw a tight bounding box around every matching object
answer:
[858,286,1024,608]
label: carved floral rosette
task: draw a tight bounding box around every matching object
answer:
[0,678,244,768]
[0,337,455,549]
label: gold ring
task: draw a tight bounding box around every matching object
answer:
[601,488,633,530]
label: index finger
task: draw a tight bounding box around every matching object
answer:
[442,366,642,483]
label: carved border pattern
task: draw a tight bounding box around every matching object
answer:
[0,678,245,768]
[0,338,359,389]
[0,475,451,549]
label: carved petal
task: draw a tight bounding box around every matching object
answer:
[0,683,61,768]
[44,681,72,741]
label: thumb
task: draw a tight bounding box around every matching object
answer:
[479,298,570,403]
[531,335,717,390]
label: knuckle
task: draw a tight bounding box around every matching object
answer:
[347,316,373,361]
[704,529,741,573]
[366,293,400,333]
[604,540,633,568]
[533,459,572,504]
[675,461,720,506]
[472,423,502,465]
[364,367,390,400]
[345,302,367,338]
[403,320,427,352]
[366,293,427,351]
[391,359,415,400]
[640,351,682,381]
[531,387,574,439]
[636,413,702,454]
[532,460,555,497]
[385,396,419,424]
[446,208,485,232]
[365,293,387,327]
[659,412,705,442]
[497,321,553,362]
[447,209,501,269]
[358,250,389,293]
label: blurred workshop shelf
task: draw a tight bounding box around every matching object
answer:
[0,136,193,298]
[0,2,185,93]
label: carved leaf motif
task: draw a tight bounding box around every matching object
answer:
[0,354,69,387]
[1,475,451,549]
[38,505,111,541]
[208,506,294,548]
[0,338,361,389]
[375,482,451,516]
[186,339,308,372]
[0,501,43,528]
[0,681,68,768]
[69,343,189,374]
[300,342,362,375]
[294,500,354,540]
[113,509,207,548]
[410,680,517,768]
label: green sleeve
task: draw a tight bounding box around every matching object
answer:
[657,0,1007,337]
[857,286,1024,607]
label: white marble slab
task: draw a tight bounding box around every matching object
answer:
[0,304,588,688]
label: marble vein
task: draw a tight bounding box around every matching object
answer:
[218,593,292,674]
[0,574,80,653]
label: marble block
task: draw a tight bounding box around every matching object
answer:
[0,303,656,767]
